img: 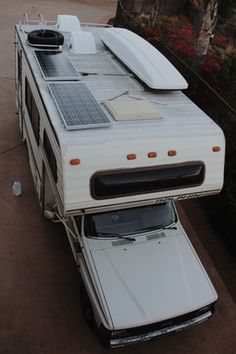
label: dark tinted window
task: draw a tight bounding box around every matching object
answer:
[17,51,22,85]
[25,78,32,114]
[91,162,205,199]
[31,98,40,144]
[25,77,40,144]
[44,130,57,183]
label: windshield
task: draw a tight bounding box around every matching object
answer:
[81,202,176,238]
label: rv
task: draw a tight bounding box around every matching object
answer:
[15,15,225,347]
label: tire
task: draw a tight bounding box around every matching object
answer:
[80,282,95,329]
[28,30,64,46]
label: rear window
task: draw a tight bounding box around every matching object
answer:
[91,162,205,200]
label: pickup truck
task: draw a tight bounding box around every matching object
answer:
[75,202,217,347]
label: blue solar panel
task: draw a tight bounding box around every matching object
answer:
[34,51,80,81]
[48,82,112,130]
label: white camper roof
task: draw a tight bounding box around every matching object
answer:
[17,23,221,147]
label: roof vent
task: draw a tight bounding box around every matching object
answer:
[57,15,81,32]
[70,31,97,54]
[104,99,161,121]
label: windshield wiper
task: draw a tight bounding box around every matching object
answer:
[96,232,136,242]
[138,224,177,233]
[161,225,177,230]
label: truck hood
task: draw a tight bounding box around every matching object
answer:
[90,231,217,329]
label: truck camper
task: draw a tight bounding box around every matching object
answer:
[15,14,225,347]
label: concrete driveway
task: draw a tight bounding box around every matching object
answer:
[0,1,236,353]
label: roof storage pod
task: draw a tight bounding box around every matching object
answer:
[101,28,188,90]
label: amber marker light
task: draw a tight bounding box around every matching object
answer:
[148,152,157,158]
[127,153,137,160]
[212,146,221,152]
[168,150,177,157]
[70,159,80,165]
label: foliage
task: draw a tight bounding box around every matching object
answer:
[218,0,236,18]
[204,35,236,101]
[220,53,236,107]
[141,14,236,101]
[202,54,222,91]
[143,15,196,62]
[213,34,229,49]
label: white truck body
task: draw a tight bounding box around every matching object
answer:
[15,15,223,347]
[88,225,215,329]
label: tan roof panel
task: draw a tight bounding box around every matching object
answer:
[104,99,161,121]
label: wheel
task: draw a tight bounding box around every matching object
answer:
[80,282,95,328]
[28,29,64,46]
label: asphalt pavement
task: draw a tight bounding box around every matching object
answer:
[0,1,236,353]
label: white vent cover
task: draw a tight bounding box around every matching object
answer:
[104,99,161,121]
[70,31,97,54]
[57,15,81,32]
[101,28,188,90]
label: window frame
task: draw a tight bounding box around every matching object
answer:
[25,77,40,144]
[17,50,22,86]
[43,130,58,183]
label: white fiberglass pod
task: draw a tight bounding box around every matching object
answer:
[101,28,188,90]
[57,14,81,32]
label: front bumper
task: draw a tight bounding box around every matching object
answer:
[103,304,215,348]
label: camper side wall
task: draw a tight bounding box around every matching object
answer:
[15,32,64,215]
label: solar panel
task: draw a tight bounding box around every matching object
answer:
[48,82,112,130]
[34,51,80,81]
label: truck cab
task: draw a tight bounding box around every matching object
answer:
[72,202,217,347]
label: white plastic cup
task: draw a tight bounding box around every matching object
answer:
[12,181,22,196]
